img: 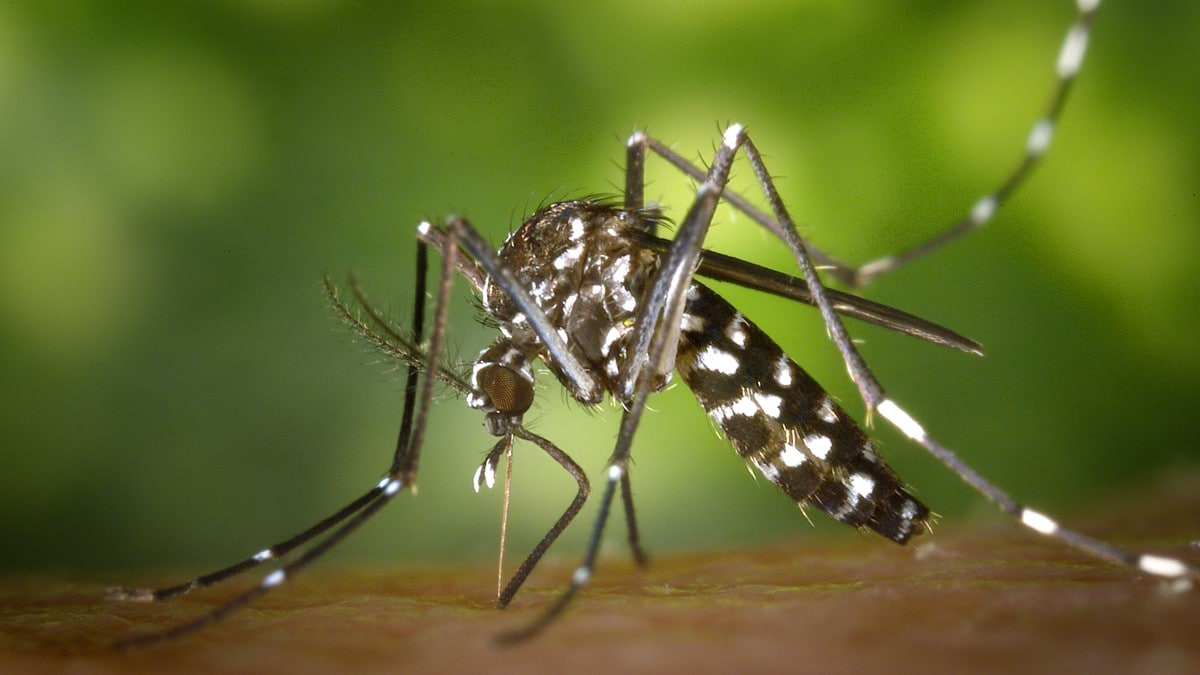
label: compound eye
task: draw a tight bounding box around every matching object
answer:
[476,363,534,416]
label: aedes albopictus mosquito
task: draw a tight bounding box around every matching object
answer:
[111,0,1197,647]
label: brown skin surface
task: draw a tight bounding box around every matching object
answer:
[5,475,1199,675]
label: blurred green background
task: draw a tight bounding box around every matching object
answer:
[2,1,1197,577]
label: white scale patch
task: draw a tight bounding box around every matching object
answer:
[753,458,780,482]
[681,313,706,334]
[725,313,749,347]
[695,345,740,375]
[877,399,926,441]
[569,216,586,241]
[722,123,744,149]
[601,324,625,356]
[515,361,533,382]
[816,397,837,423]
[473,460,497,492]
[848,473,875,500]
[572,566,591,585]
[553,242,584,270]
[710,404,734,424]
[530,279,552,302]
[970,195,997,226]
[1057,23,1090,78]
[608,255,637,311]
[1020,508,1059,535]
[609,254,631,284]
[1027,118,1054,156]
[730,395,758,417]
[480,275,492,311]
[608,285,636,313]
[605,357,620,378]
[561,292,578,317]
[896,500,919,538]
[753,392,782,418]
[774,356,793,387]
[803,433,832,460]
[470,359,491,387]
[1138,554,1187,578]
[778,443,806,468]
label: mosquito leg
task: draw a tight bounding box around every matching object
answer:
[620,471,649,567]
[114,477,404,650]
[395,222,459,482]
[618,124,745,400]
[736,130,886,412]
[106,486,389,605]
[495,426,590,609]
[497,461,619,644]
[873,398,1199,585]
[625,130,647,212]
[110,233,437,608]
[115,225,459,648]
[636,2,1100,290]
[850,0,1100,288]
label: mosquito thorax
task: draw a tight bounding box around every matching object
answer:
[482,201,662,407]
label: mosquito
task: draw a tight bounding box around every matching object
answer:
[110,0,1196,648]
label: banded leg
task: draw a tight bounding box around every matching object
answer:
[872,398,1199,585]
[627,0,1102,290]
[110,220,461,648]
[846,0,1101,288]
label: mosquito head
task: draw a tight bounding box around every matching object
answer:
[468,339,537,438]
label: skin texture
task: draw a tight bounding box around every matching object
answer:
[4,473,1198,675]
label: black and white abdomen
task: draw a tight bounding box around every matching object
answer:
[676,282,929,543]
